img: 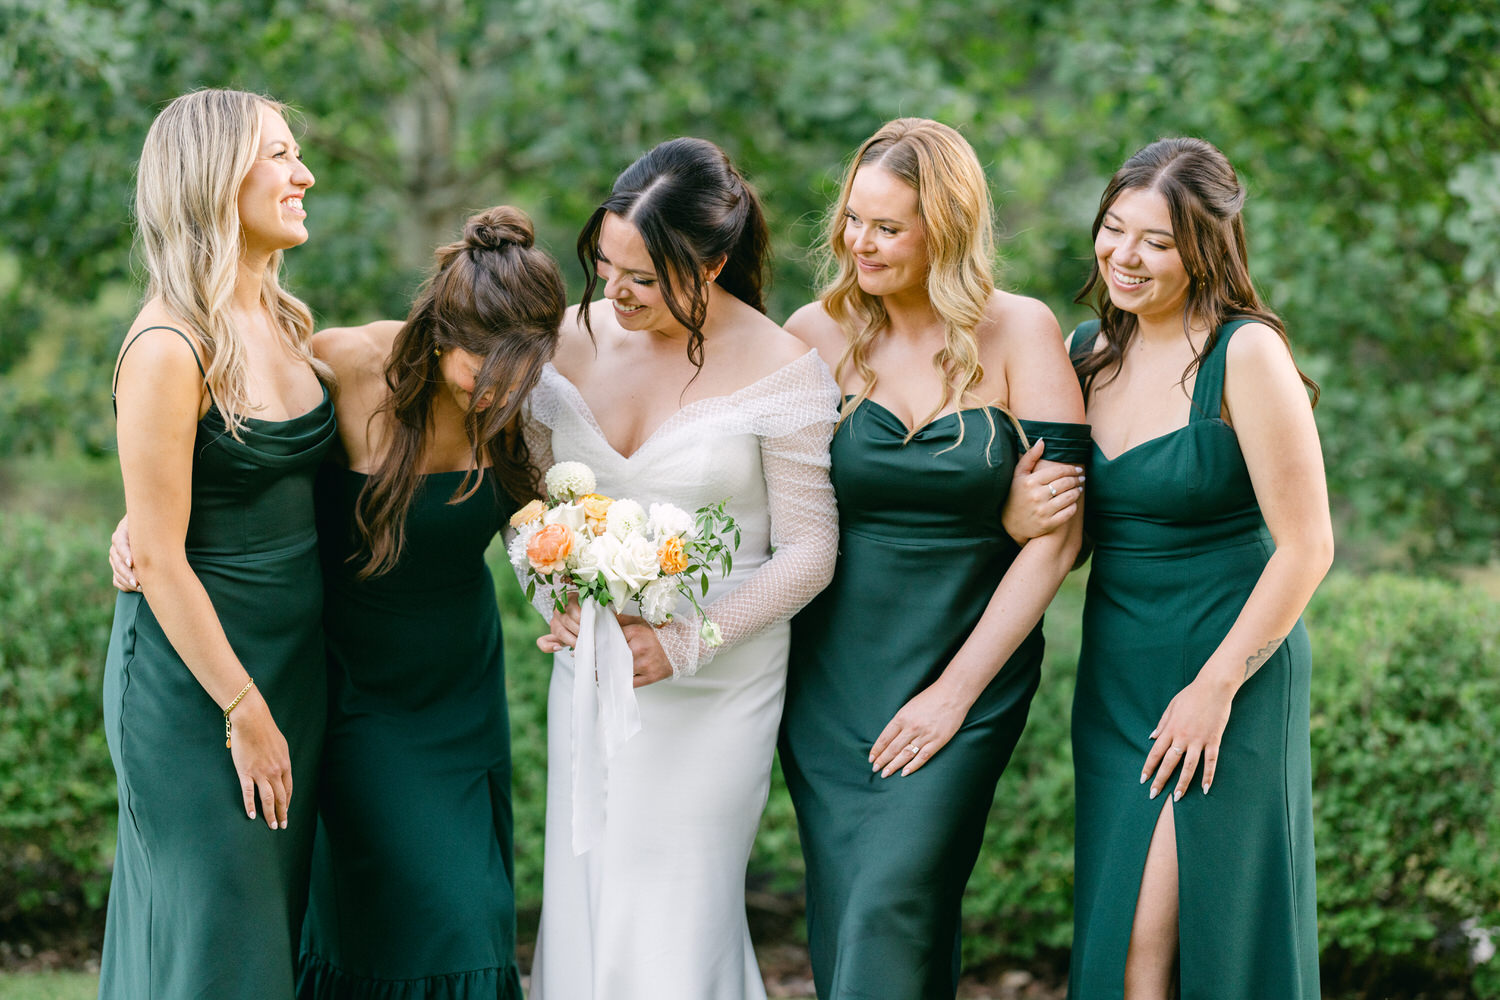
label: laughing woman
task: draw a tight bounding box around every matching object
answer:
[102,89,336,999]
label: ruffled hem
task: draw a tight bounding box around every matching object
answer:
[297,952,523,1000]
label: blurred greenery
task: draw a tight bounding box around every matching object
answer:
[1,0,1497,566]
[2,1,1498,996]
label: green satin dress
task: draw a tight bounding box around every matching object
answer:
[101,326,336,999]
[781,399,1091,999]
[1068,320,1319,999]
[297,466,523,1000]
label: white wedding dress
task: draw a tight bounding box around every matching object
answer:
[524,350,840,1000]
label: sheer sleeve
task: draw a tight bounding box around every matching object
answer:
[505,407,564,621]
[656,353,841,678]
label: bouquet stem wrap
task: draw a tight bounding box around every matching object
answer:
[569,598,642,855]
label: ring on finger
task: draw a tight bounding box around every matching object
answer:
[1168,745,1184,755]
[905,742,922,755]
[1047,483,1058,497]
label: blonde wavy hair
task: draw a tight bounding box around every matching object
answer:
[819,117,1022,451]
[134,88,330,433]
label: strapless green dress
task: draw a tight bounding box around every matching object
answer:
[781,399,1091,999]
[101,327,336,999]
[297,466,523,1000]
[1068,319,1319,999]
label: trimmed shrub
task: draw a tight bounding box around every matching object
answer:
[0,513,117,923]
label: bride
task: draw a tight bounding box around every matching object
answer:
[525,137,839,999]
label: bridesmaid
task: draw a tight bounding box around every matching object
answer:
[778,117,1090,999]
[101,90,336,998]
[296,207,564,997]
[1018,138,1331,999]
[114,207,567,997]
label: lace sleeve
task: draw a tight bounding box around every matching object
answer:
[655,355,841,678]
[505,407,563,621]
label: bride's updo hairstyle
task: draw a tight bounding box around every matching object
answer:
[1073,137,1318,405]
[356,205,567,577]
[576,136,770,369]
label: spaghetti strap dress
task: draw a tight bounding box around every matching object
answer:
[780,400,1092,999]
[100,325,337,999]
[1067,319,1319,1000]
[297,466,523,1000]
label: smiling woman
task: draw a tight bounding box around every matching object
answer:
[100,88,337,1000]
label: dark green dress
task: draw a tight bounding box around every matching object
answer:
[101,326,336,999]
[781,400,1091,999]
[297,466,523,1000]
[1068,320,1319,999]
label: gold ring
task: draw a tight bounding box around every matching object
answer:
[905,742,922,755]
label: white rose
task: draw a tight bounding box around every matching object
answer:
[571,532,605,584]
[605,498,647,540]
[544,500,588,533]
[563,528,591,570]
[646,502,696,540]
[508,523,538,575]
[599,533,661,605]
[637,577,679,626]
[544,461,596,501]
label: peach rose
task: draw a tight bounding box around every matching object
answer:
[509,498,547,529]
[657,535,689,575]
[526,523,574,575]
[580,493,614,536]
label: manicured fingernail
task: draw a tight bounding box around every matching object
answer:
[1074,466,1084,474]
[1140,772,1148,784]
[249,810,256,819]
[1149,787,1159,799]
[1202,786,1210,795]
[1173,790,1182,802]
[1149,729,1158,739]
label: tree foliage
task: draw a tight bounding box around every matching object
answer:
[2,0,1495,563]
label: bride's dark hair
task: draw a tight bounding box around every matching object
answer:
[575,136,770,369]
[355,206,566,578]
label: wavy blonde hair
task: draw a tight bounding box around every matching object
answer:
[134,88,330,433]
[819,117,1022,451]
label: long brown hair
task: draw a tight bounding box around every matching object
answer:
[576,137,770,370]
[1074,137,1319,406]
[355,206,566,578]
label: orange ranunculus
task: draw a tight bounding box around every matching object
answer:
[509,498,547,529]
[657,535,688,575]
[581,493,613,536]
[527,523,574,574]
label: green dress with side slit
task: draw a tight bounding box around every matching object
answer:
[1067,319,1319,1000]
[101,326,336,1000]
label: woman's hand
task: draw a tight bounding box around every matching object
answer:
[616,614,673,687]
[537,593,581,653]
[1001,438,1085,544]
[869,682,970,778]
[226,685,293,830]
[109,515,140,592]
[1142,676,1235,800]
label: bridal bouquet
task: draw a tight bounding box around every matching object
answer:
[507,460,739,646]
[508,461,739,855]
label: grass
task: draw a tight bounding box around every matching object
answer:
[0,972,96,1000]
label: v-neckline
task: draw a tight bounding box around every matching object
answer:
[852,396,997,437]
[544,350,818,461]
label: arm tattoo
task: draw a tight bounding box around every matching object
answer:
[1244,635,1287,680]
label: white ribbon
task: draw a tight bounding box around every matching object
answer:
[569,598,642,855]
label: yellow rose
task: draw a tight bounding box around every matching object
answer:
[581,493,614,536]
[509,499,547,528]
[657,535,689,575]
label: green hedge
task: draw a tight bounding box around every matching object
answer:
[4,510,1497,995]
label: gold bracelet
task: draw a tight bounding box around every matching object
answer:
[223,678,255,749]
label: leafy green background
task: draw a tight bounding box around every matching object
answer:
[1,0,1497,995]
